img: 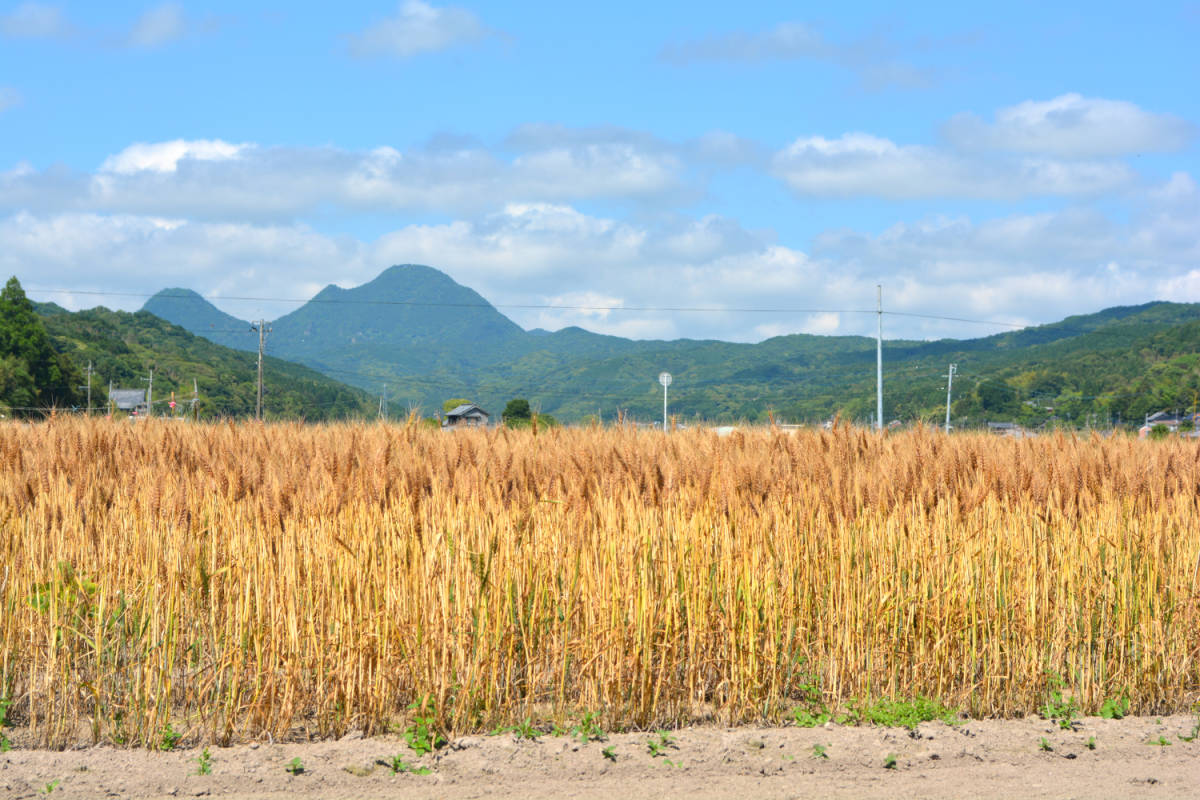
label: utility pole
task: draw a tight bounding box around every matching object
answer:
[379,384,387,420]
[191,378,198,421]
[251,320,271,421]
[659,372,672,431]
[876,285,883,431]
[142,368,154,418]
[78,360,93,416]
[944,363,957,433]
[107,379,114,417]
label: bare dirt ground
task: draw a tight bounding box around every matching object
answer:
[2,715,1199,800]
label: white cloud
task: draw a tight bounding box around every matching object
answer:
[772,133,1135,199]
[6,178,1200,343]
[0,211,358,319]
[1,134,688,220]
[808,182,1200,332]
[0,2,71,38]
[347,0,491,59]
[99,139,247,174]
[0,87,21,112]
[943,94,1196,157]
[802,313,841,335]
[1151,171,1198,204]
[126,2,186,48]
[757,313,840,338]
[512,144,681,199]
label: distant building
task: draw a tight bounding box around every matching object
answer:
[1138,410,1199,439]
[443,403,489,429]
[109,388,149,417]
[987,421,1026,438]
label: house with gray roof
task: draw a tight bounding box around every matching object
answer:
[443,403,489,429]
[109,388,149,417]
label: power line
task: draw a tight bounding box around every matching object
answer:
[26,285,1028,329]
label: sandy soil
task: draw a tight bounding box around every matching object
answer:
[2,715,1199,799]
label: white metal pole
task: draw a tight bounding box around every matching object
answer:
[663,382,668,431]
[945,363,956,433]
[876,285,883,431]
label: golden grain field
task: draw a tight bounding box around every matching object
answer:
[1,418,1198,748]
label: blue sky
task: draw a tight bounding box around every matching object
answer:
[1,0,1197,341]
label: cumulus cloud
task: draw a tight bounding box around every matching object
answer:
[0,205,810,340]
[771,133,1134,199]
[660,21,936,90]
[0,211,358,319]
[1,133,688,220]
[6,179,1200,342]
[0,87,21,112]
[810,180,1200,329]
[99,139,247,174]
[943,94,1196,157]
[0,2,71,39]
[346,0,492,59]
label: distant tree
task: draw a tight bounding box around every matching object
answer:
[503,398,531,426]
[443,397,471,413]
[0,277,80,413]
[0,354,36,414]
[975,378,1017,414]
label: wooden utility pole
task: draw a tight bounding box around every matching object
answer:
[142,368,154,418]
[251,321,271,421]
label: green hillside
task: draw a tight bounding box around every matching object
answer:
[142,288,260,352]
[141,265,1200,427]
[37,304,374,420]
[0,279,81,414]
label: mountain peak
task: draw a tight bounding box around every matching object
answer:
[142,287,257,352]
[268,264,526,375]
[149,287,205,301]
[309,265,488,305]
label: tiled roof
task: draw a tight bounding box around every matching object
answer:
[446,404,488,417]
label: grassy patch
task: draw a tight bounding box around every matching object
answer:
[835,697,960,730]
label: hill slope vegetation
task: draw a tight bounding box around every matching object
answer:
[143,265,1200,427]
[35,300,373,419]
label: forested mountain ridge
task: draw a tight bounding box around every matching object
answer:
[142,265,1200,426]
[0,280,375,418]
